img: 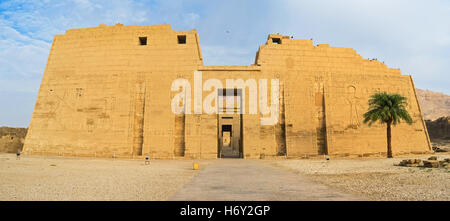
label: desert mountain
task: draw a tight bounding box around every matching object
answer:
[416,89,450,121]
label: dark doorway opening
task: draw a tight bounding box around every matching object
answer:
[222,124,232,136]
[217,88,243,159]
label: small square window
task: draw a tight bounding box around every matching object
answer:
[139,37,147,45]
[272,38,281,44]
[177,35,186,44]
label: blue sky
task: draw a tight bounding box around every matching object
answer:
[1,0,449,127]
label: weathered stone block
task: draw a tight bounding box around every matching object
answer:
[423,160,439,168]
[406,164,419,167]
[428,156,438,160]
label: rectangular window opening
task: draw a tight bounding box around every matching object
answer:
[177,35,186,44]
[139,37,147,45]
[272,38,281,44]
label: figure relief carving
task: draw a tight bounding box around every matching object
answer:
[86,118,95,132]
[345,85,360,129]
[98,97,116,128]
[76,88,83,98]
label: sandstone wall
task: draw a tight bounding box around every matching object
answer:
[23,24,203,158]
[255,35,431,157]
[23,25,431,159]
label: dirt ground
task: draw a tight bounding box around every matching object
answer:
[270,153,450,201]
[1,152,449,201]
[0,153,210,201]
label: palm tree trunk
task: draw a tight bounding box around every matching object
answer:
[387,121,392,158]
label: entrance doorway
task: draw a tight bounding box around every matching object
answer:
[218,117,241,158]
[217,89,243,158]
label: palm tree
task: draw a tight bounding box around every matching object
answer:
[363,92,413,158]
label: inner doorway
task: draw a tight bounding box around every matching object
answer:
[218,89,243,158]
[221,124,232,154]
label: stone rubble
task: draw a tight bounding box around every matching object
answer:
[396,156,450,168]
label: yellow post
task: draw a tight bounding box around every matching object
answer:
[193,162,199,170]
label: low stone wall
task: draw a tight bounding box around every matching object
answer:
[0,127,27,153]
[426,116,450,140]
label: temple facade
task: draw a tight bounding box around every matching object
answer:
[23,24,432,159]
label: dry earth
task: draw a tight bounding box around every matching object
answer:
[0,153,211,201]
[1,152,449,201]
[270,153,450,201]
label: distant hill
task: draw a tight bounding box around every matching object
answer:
[416,89,450,121]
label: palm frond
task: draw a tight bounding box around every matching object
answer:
[363,92,412,126]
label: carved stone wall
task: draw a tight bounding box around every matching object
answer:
[23,25,431,159]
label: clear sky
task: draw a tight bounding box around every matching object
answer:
[1,0,449,127]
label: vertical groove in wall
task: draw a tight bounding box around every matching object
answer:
[217,114,221,158]
[240,113,244,158]
[322,87,329,155]
[174,86,187,157]
[315,83,328,155]
[275,83,287,155]
[174,113,186,157]
[132,81,146,156]
[409,76,432,151]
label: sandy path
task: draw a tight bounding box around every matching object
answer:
[170,159,362,200]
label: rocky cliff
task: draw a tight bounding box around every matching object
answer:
[416,89,450,121]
